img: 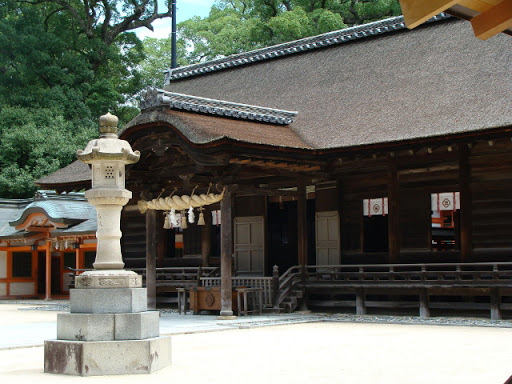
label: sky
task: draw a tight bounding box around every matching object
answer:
[135,0,216,40]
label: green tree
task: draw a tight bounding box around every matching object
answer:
[178,0,401,62]
[0,107,96,197]
[140,36,188,88]
[0,0,175,197]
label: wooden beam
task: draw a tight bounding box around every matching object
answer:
[230,158,322,172]
[399,0,457,29]
[471,0,512,40]
[459,0,502,13]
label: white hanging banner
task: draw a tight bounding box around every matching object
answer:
[363,197,388,216]
[211,210,222,226]
[172,212,182,228]
[431,192,460,211]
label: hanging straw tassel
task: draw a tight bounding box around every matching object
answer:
[163,212,171,229]
[169,209,177,227]
[198,209,205,226]
[181,211,188,229]
[188,207,195,224]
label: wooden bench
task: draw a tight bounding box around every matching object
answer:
[236,287,263,316]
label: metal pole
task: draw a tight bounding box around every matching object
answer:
[171,0,178,69]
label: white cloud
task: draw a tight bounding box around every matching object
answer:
[136,19,173,40]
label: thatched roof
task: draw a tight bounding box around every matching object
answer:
[36,15,511,188]
[35,159,91,190]
[158,16,510,150]
[123,109,311,149]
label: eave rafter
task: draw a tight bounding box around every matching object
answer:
[229,157,323,173]
[399,0,512,39]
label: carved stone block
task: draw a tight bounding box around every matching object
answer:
[75,270,142,289]
[70,288,147,314]
[44,337,171,376]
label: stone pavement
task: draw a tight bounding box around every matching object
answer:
[1,300,512,383]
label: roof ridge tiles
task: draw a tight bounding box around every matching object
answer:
[164,13,451,83]
[140,88,298,125]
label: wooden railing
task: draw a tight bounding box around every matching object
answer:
[68,262,512,316]
[304,262,512,288]
[200,276,274,307]
[67,266,219,289]
[275,265,303,309]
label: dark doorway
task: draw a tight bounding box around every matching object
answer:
[37,252,46,295]
[363,216,389,253]
[267,201,298,275]
[37,252,62,295]
[51,257,61,294]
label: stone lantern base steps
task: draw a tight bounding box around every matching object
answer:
[44,271,171,376]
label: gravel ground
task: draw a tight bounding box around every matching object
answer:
[6,300,512,328]
[1,301,512,383]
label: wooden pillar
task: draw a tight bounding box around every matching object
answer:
[201,208,211,267]
[31,248,38,287]
[490,288,502,320]
[297,178,308,266]
[419,289,430,318]
[157,221,166,266]
[146,209,158,310]
[75,242,81,271]
[388,164,400,263]
[45,240,52,300]
[356,288,366,315]
[220,186,234,317]
[459,144,473,262]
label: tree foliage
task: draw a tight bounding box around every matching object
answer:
[140,36,188,88]
[0,0,173,198]
[177,0,401,63]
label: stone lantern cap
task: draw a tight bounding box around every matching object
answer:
[76,112,140,164]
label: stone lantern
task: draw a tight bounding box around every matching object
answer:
[76,112,139,270]
[44,113,171,376]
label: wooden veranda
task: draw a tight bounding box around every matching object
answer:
[69,261,512,319]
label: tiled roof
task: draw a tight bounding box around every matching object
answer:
[164,14,450,83]
[52,209,97,236]
[140,88,298,125]
[9,198,94,226]
[0,193,97,239]
[0,207,25,239]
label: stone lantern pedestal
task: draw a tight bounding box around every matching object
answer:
[44,113,171,376]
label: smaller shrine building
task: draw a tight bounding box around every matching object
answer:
[0,192,97,299]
